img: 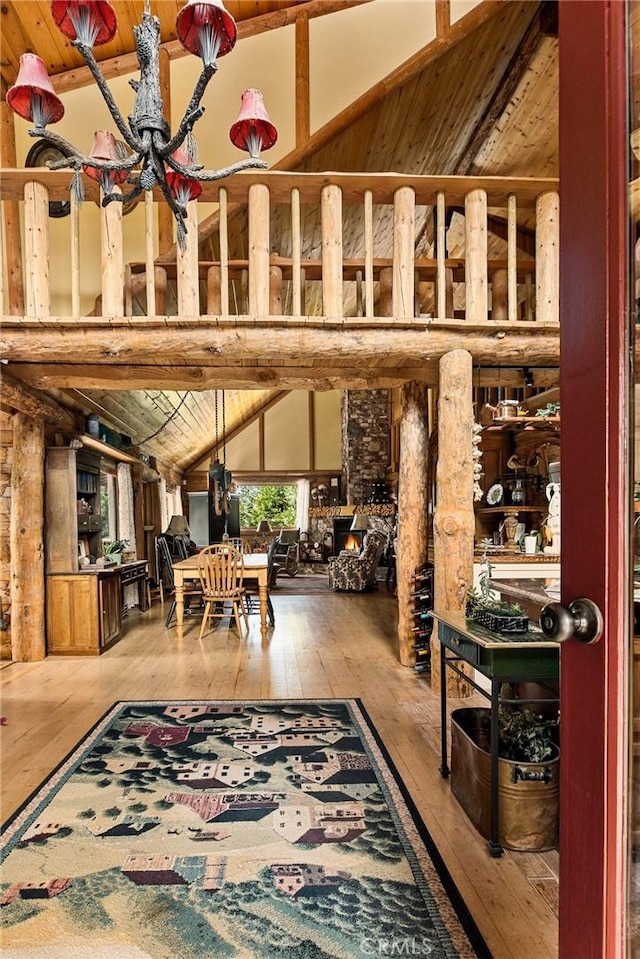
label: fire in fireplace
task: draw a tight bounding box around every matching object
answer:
[333,517,364,553]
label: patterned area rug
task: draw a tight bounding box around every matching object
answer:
[1,699,491,958]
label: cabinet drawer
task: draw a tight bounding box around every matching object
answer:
[77,514,101,532]
[120,564,146,586]
[439,624,480,665]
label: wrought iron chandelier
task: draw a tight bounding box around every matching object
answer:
[7,0,278,247]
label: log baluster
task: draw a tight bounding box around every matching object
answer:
[393,185,415,318]
[465,188,488,323]
[24,181,50,317]
[321,184,343,317]
[249,182,270,316]
[536,190,560,323]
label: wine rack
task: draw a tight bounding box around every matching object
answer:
[411,562,434,673]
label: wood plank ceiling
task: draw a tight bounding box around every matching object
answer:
[0,0,558,474]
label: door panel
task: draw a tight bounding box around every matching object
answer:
[558,3,630,957]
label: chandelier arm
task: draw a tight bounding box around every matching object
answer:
[160,108,206,159]
[157,64,216,159]
[101,177,146,207]
[189,157,268,182]
[26,127,86,163]
[74,40,144,154]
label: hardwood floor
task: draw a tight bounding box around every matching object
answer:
[0,582,558,958]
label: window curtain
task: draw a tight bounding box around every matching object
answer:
[117,464,137,608]
[173,485,183,517]
[295,478,310,532]
[159,477,169,534]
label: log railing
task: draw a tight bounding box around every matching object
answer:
[1,170,559,326]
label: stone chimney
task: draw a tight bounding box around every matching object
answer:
[341,390,390,504]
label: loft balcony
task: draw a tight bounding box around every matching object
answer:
[1,169,560,390]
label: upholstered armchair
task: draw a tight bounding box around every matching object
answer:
[327,530,386,592]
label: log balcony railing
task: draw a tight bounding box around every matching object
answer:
[1,170,559,330]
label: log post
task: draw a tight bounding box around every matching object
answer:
[249,182,270,315]
[269,262,283,315]
[431,349,475,695]
[1,97,24,315]
[536,190,560,323]
[321,184,343,316]
[379,268,393,318]
[465,188,488,323]
[491,269,508,321]
[393,186,415,317]
[101,190,124,316]
[207,266,222,314]
[24,182,50,317]
[397,382,430,666]
[177,202,200,316]
[10,413,45,661]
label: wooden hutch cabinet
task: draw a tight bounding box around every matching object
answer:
[45,446,122,654]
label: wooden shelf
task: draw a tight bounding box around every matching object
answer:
[485,416,560,432]
[477,506,547,515]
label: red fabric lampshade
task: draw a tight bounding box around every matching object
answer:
[229,89,277,158]
[7,54,65,125]
[166,149,203,203]
[82,130,128,189]
[50,1,117,46]
[176,0,236,60]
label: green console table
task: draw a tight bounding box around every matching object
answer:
[431,609,560,857]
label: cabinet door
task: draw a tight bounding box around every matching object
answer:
[99,575,121,648]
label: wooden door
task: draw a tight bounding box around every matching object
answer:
[558,3,630,956]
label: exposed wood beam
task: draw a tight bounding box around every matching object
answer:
[48,1,373,94]
[0,373,80,429]
[295,12,310,147]
[1,321,561,371]
[455,2,544,174]
[435,1,451,36]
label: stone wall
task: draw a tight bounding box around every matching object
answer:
[341,390,390,505]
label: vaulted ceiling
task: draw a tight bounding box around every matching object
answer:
[1,0,558,473]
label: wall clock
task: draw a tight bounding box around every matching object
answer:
[25,140,72,218]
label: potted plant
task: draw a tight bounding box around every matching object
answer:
[102,539,129,565]
[450,704,559,852]
[465,558,529,633]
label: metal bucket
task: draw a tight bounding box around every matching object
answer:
[450,707,559,852]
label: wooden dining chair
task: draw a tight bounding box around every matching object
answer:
[196,544,249,639]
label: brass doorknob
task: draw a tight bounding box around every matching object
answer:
[539,599,603,644]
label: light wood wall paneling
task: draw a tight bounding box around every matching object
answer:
[432,349,475,696]
[397,381,430,667]
[10,413,45,661]
[24,181,50,317]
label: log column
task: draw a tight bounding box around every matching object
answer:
[432,349,475,695]
[393,186,415,317]
[465,188,488,323]
[249,182,270,315]
[397,382,430,666]
[10,413,45,661]
[536,190,560,323]
[177,202,200,316]
[321,184,343,316]
[24,182,50,317]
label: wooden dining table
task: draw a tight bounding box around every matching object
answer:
[171,552,271,639]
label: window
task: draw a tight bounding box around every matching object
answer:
[238,485,296,527]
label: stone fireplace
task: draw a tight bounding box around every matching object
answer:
[333,516,364,553]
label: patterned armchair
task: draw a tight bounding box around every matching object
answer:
[327,530,387,592]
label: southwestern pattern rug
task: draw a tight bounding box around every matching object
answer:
[1,699,491,959]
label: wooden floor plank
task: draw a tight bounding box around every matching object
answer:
[0,586,558,959]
